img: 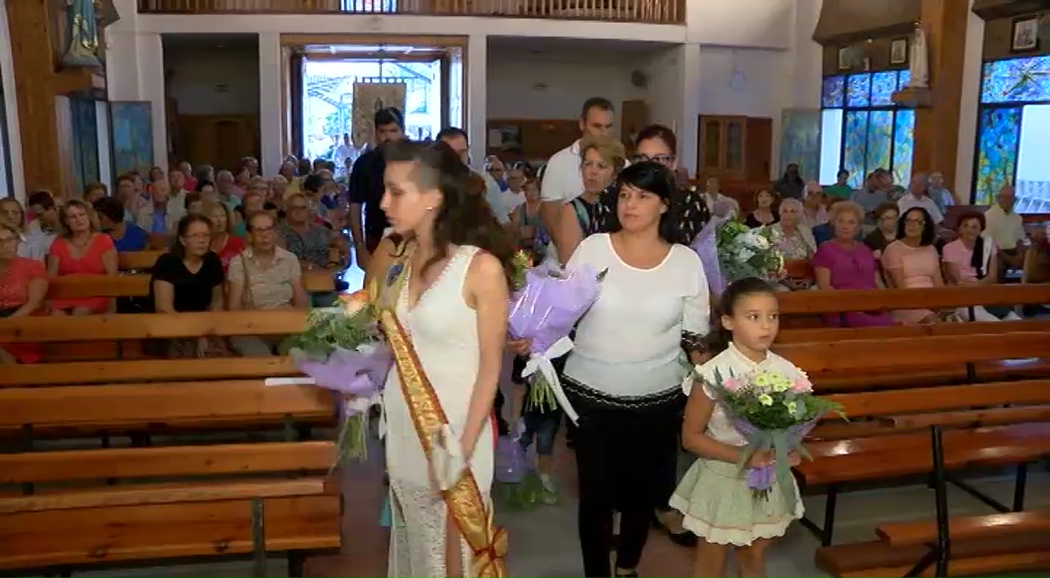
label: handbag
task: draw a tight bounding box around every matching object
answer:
[239,253,256,310]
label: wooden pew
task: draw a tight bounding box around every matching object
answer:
[117,250,165,272]
[772,332,1050,568]
[0,383,340,575]
[47,270,338,301]
[777,283,1050,319]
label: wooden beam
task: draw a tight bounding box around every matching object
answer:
[5,0,66,196]
[911,0,971,188]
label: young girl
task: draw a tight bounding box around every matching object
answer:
[670,277,804,577]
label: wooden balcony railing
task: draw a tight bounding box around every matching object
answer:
[137,0,685,24]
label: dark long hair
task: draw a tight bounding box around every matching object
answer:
[705,277,777,355]
[604,161,682,244]
[897,207,936,246]
[385,140,515,288]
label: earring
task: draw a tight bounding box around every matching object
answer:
[426,206,434,211]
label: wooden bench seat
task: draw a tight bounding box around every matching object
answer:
[815,533,1050,577]
[0,347,341,575]
[778,332,1050,549]
[875,511,1050,547]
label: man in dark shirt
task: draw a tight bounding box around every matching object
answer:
[348,107,405,271]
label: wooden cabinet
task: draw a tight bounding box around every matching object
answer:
[696,115,772,180]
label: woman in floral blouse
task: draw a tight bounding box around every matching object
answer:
[771,198,817,290]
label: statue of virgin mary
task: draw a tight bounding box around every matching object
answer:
[62,0,102,67]
[909,22,929,88]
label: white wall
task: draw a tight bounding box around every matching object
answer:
[258,33,282,178]
[686,0,795,50]
[106,30,169,171]
[165,42,260,115]
[954,0,985,203]
[486,49,647,120]
[0,0,25,200]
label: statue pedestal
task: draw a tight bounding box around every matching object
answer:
[892,86,933,108]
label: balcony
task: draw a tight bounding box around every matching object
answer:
[137,0,685,24]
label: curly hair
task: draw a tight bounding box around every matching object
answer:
[385,140,515,288]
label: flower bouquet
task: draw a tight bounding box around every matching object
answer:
[279,289,392,466]
[508,255,605,423]
[714,220,784,286]
[705,367,843,506]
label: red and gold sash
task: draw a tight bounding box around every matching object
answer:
[371,248,508,578]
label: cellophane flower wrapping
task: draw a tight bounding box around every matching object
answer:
[508,262,604,412]
[493,423,545,510]
[690,217,726,295]
[714,220,785,284]
[282,289,392,466]
[702,367,843,507]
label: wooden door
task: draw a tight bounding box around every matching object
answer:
[698,116,723,177]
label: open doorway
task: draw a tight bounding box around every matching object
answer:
[286,40,466,169]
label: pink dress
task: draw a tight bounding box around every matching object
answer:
[48,233,115,314]
[881,240,940,324]
[810,241,893,327]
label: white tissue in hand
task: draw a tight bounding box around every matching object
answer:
[431,424,466,491]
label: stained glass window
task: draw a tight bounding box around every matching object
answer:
[898,69,911,90]
[893,110,915,187]
[974,107,1023,205]
[843,111,869,187]
[847,74,871,107]
[871,72,898,106]
[822,76,845,108]
[980,56,1050,104]
[866,111,893,175]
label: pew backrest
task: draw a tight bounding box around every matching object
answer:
[777,284,1050,316]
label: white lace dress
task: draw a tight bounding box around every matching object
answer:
[382,245,495,577]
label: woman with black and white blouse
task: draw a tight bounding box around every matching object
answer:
[561,161,710,577]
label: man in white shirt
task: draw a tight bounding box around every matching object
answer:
[437,127,509,225]
[984,184,1027,269]
[23,191,58,261]
[897,171,944,225]
[540,97,616,254]
[928,171,955,215]
[332,133,354,166]
[498,163,528,220]
[702,177,740,221]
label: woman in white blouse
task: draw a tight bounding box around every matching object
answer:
[561,161,711,578]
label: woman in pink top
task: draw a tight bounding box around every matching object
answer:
[942,211,1020,321]
[881,207,946,324]
[811,201,893,327]
[47,200,118,315]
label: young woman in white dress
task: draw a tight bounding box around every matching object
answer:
[367,141,515,577]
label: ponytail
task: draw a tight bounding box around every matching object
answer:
[705,276,778,355]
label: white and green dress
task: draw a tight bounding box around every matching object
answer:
[669,343,805,547]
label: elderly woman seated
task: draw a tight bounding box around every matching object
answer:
[810,201,893,327]
[771,198,816,290]
[942,211,1020,321]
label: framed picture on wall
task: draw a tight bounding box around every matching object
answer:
[1011,16,1040,52]
[837,47,852,70]
[890,38,909,65]
[109,101,153,176]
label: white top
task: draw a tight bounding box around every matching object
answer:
[984,204,1026,252]
[499,190,526,218]
[564,234,711,397]
[705,193,740,220]
[685,343,808,447]
[19,222,55,262]
[540,140,583,204]
[382,245,494,490]
[897,193,944,225]
[476,168,509,225]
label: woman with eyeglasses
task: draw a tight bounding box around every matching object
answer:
[632,125,711,246]
[881,207,948,324]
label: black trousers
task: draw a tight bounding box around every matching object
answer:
[565,379,684,577]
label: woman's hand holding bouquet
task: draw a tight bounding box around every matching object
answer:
[278,288,392,466]
[507,252,605,423]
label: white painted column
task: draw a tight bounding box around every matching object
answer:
[954,0,985,203]
[106,30,168,172]
[679,43,701,178]
[466,34,487,168]
[258,32,283,178]
[0,0,25,200]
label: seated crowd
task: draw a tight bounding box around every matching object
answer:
[0,157,350,363]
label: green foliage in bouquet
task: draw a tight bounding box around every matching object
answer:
[280,304,380,360]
